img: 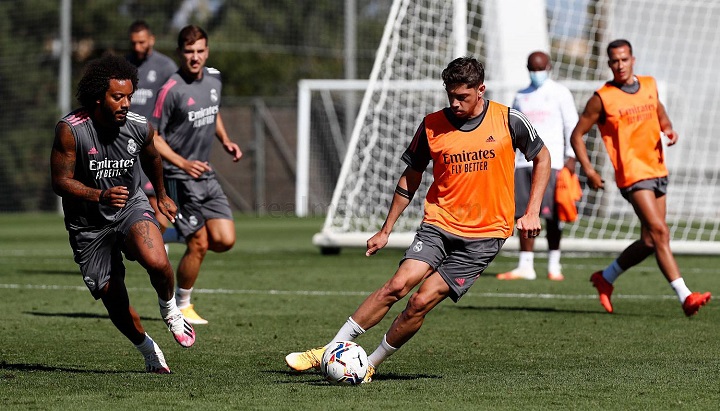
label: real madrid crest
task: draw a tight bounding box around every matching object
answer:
[210,89,218,102]
[413,241,423,252]
[127,139,138,154]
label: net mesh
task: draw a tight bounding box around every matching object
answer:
[314,0,720,252]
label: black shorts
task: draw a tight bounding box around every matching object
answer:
[403,223,505,302]
[165,177,233,237]
[68,201,158,299]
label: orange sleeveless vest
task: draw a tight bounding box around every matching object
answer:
[596,76,667,188]
[423,101,516,238]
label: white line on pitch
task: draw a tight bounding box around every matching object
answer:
[0,283,676,300]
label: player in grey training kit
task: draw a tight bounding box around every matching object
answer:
[152,25,242,325]
[126,21,178,120]
[126,20,180,242]
[50,54,195,374]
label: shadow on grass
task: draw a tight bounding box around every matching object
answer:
[25,311,160,322]
[453,305,662,317]
[266,369,442,385]
[0,361,142,374]
[455,305,596,315]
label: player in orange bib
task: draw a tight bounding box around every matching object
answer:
[285,57,551,382]
[570,39,710,317]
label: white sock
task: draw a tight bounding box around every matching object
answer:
[602,260,624,284]
[518,251,534,270]
[548,250,561,274]
[328,317,366,345]
[367,334,398,368]
[158,295,179,318]
[134,333,158,356]
[176,287,192,309]
[670,278,692,303]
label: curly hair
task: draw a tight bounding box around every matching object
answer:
[76,54,138,108]
[441,57,485,88]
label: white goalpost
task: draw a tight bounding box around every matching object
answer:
[302,0,720,254]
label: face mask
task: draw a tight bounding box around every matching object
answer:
[529,70,549,87]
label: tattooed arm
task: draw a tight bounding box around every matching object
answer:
[51,122,128,207]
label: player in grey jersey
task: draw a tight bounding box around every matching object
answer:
[126,20,181,246]
[126,21,177,120]
[153,25,242,325]
[50,54,195,374]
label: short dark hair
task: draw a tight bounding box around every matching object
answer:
[76,54,138,108]
[441,57,485,88]
[177,25,208,49]
[129,20,151,35]
[607,39,633,57]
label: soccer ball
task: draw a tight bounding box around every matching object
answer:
[321,341,368,385]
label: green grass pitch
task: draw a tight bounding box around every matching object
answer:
[1,213,719,410]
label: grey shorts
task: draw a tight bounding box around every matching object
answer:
[68,202,158,300]
[403,223,505,302]
[165,177,233,237]
[620,176,668,200]
[515,167,558,220]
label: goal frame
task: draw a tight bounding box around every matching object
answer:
[300,0,720,255]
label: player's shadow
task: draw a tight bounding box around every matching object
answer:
[455,305,595,315]
[363,372,441,382]
[266,370,441,385]
[454,305,662,317]
[25,311,161,322]
[0,361,142,374]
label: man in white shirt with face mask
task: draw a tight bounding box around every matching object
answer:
[498,51,578,281]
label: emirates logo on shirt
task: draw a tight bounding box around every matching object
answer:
[188,105,219,128]
[444,149,495,175]
[90,158,135,179]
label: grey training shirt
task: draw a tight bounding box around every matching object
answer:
[153,67,223,180]
[58,109,150,230]
[126,51,178,124]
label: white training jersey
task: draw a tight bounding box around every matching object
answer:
[512,78,578,170]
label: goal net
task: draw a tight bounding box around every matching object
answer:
[311,0,720,254]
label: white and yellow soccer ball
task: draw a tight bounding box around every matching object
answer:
[321,341,368,385]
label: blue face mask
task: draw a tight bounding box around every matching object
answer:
[529,70,549,87]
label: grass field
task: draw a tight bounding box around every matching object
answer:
[1,213,719,410]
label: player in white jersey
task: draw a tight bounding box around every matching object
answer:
[50,55,195,374]
[126,20,182,249]
[152,25,242,325]
[497,51,578,281]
